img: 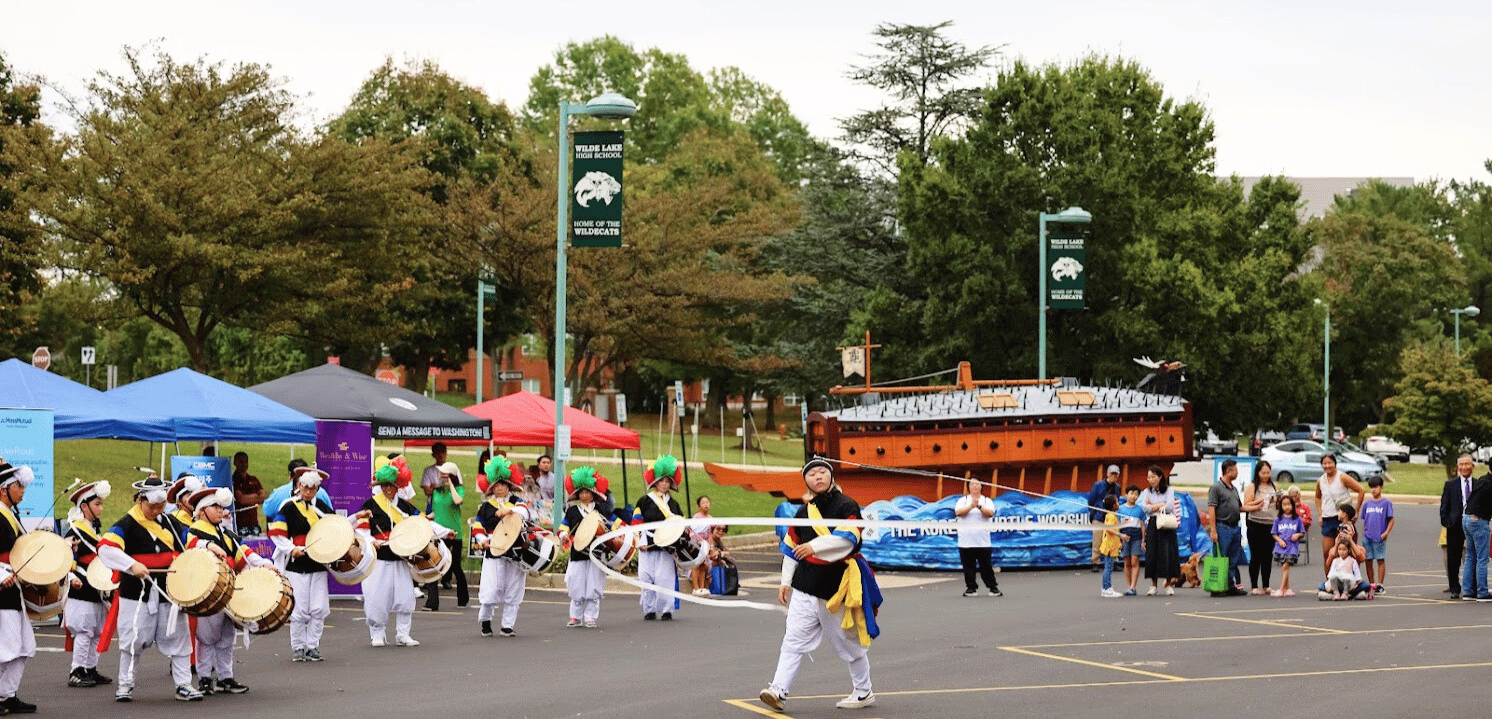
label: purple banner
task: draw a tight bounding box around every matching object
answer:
[316,420,373,596]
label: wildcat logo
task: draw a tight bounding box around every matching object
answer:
[1050,257,1084,282]
[574,172,621,207]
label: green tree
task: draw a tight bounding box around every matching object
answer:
[1384,338,1492,475]
[42,47,436,372]
[0,52,48,348]
[1314,210,1466,428]
[895,56,1319,435]
[327,58,529,391]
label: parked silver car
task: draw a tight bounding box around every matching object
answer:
[1260,440,1384,484]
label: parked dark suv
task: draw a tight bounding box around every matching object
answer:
[1249,429,1286,457]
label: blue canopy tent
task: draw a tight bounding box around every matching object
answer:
[0,358,175,441]
[108,368,317,443]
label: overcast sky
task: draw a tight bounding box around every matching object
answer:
[4,0,1488,182]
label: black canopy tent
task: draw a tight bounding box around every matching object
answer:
[248,364,492,441]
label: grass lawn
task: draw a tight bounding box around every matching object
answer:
[1381,462,1453,496]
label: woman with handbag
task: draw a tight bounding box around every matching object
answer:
[1139,465,1181,595]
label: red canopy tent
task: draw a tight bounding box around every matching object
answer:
[412,391,639,449]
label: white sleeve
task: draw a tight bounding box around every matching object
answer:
[269,534,295,552]
[805,535,854,555]
[247,551,274,568]
[97,544,137,572]
[780,555,798,586]
[430,523,453,540]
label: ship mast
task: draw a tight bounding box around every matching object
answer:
[835,331,881,392]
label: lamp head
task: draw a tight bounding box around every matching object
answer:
[1463,305,1481,317]
[1051,206,1092,224]
[582,92,637,120]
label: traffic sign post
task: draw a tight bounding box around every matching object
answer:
[497,370,523,381]
[31,346,50,371]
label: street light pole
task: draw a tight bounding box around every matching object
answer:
[1037,207,1092,380]
[475,280,495,404]
[1315,299,1329,434]
[1452,304,1481,355]
[552,93,636,530]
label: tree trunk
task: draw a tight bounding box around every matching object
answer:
[407,355,430,394]
[764,392,777,431]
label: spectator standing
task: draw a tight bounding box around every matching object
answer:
[690,496,716,541]
[1360,476,1395,593]
[231,452,267,537]
[1086,466,1123,571]
[1117,486,1146,595]
[1462,469,1492,602]
[1139,466,1180,596]
[1271,495,1304,597]
[535,455,556,502]
[423,462,469,611]
[420,443,449,513]
[1314,453,1365,579]
[1205,459,1248,597]
[1242,461,1279,594]
[1098,496,1122,598]
[475,450,492,495]
[1442,455,1475,598]
[954,479,1000,597]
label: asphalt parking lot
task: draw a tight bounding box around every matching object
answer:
[19,504,1486,718]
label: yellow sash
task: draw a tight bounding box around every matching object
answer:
[648,492,676,519]
[0,504,19,535]
[290,500,322,529]
[129,505,182,550]
[374,493,404,525]
[807,502,873,647]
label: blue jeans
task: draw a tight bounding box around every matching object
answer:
[1102,556,1115,590]
[1462,516,1491,598]
[1216,523,1245,587]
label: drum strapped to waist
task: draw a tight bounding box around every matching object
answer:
[649,521,707,569]
[86,558,119,594]
[329,536,375,586]
[166,548,235,616]
[305,514,360,571]
[514,526,557,575]
[487,511,525,558]
[22,581,64,621]
[227,566,294,634]
[11,530,71,586]
[390,516,450,583]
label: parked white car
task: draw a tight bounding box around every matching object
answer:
[1363,436,1410,463]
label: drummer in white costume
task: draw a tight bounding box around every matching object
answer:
[470,457,529,638]
[556,467,615,629]
[95,475,198,702]
[184,486,274,695]
[357,464,451,647]
[0,461,38,714]
[267,465,340,662]
[631,455,684,621]
[63,480,114,689]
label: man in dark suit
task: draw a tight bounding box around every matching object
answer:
[1441,454,1476,598]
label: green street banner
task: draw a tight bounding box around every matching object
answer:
[571,130,624,248]
[1047,229,1086,309]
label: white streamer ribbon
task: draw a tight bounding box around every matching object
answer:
[585,515,1132,613]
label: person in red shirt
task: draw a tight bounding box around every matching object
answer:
[232,452,267,536]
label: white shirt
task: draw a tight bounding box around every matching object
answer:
[955,495,995,549]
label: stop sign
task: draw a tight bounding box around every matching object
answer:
[31,346,50,371]
[375,369,400,386]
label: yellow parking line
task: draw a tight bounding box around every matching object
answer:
[1175,611,1346,634]
[723,698,793,718]
[999,646,1185,681]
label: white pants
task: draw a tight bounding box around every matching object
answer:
[477,557,525,628]
[63,598,107,670]
[116,596,192,688]
[195,612,236,680]
[638,549,676,615]
[565,558,605,622]
[0,609,34,699]
[770,589,872,695]
[364,559,414,640]
[288,571,329,651]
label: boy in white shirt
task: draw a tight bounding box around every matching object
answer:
[955,478,1001,597]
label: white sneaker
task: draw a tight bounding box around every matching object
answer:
[370,636,386,647]
[1165,586,1175,596]
[394,635,420,646]
[1100,588,1122,598]
[1145,586,1157,596]
[758,687,786,711]
[836,690,876,709]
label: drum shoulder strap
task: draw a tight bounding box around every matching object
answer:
[648,493,676,519]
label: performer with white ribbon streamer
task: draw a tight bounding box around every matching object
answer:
[0,460,38,714]
[632,455,683,621]
[759,458,878,711]
[63,480,114,689]
[556,468,613,629]
[95,474,197,702]
[267,465,337,662]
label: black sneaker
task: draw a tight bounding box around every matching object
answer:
[660,612,673,621]
[292,648,309,662]
[216,678,249,694]
[644,612,657,621]
[306,648,324,662]
[198,677,215,696]
[1,696,37,713]
[962,589,978,597]
[88,667,113,685]
[68,667,97,688]
[499,626,516,637]
[480,621,494,637]
[987,588,1003,597]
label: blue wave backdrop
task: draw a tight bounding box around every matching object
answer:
[776,491,1213,570]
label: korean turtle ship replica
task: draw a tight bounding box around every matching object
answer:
[705,359,1193,503]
